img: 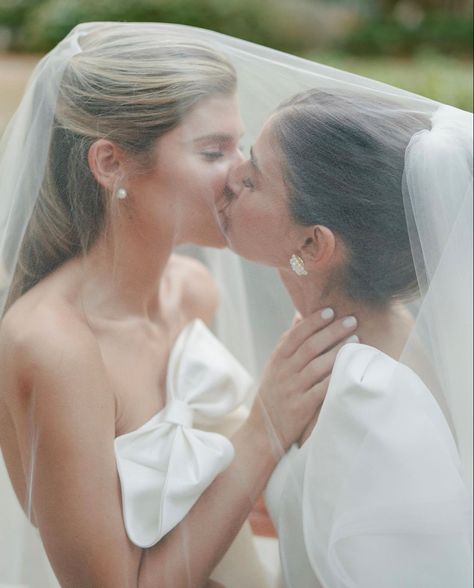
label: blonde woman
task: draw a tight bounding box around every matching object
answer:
[0,24,356,587]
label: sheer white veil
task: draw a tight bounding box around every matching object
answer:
[0,22,471,586]
[402,104,473,490]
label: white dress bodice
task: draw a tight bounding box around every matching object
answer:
[114,318,252,548]
[113,319,272,588]
[266,343,473,588]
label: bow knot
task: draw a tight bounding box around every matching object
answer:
[163,398,194,428]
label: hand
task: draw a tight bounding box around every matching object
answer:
[298,404,322,447]
[250,308,358,454]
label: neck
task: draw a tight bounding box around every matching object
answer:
[279,269,413,359]
[76,213,176,322]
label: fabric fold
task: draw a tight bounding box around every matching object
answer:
[302,344,472,588]
[114,319,252,548]
[266,343,472,588]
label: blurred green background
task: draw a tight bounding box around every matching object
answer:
[0,0,472,123]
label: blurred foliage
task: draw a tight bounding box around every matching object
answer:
[305,50,473,111]
[0,0,355,53]
[342,12,473,56]
[0,0,471,61]
[0,1,471,129]
[376,0,472,14]
[0,0,471,136]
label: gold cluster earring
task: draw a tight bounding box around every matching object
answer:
[289,254,308,276]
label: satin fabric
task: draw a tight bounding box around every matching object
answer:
[114,319,253,548]
[266,343,473,588]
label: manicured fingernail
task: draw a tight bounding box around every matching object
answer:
[342,316,357,329]
[345,334,359,343]
[320,307,334,320]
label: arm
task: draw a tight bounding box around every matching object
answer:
[2,317,142,587]
[2,308,355,588]
[139,310,358,587]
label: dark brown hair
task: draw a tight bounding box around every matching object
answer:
[272,89,429,305]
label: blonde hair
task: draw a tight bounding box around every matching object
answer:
[5,24,236,312]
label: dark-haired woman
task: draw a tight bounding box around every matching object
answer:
[222,89,473,587]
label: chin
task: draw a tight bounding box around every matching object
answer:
[202,237,227,249]
[227,241,253,261]
[228,240,274,266]
[190,228,228,249]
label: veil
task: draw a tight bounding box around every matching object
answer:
[0,22,471,587]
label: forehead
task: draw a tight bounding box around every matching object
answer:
[178,94,244,140]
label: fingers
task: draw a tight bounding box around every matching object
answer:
[298,376,330,444]
[297,335,359,392]
[290,316,358,372]
[306,375,330,406]
[257,309,358,452]
[295,377,329,447]
[276,307,336,358]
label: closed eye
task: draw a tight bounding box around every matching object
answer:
[201,151,224,161]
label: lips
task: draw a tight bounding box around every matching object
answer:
[216,184,237,233]
[217,202,231,233]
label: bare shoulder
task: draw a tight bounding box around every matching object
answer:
[169,254,219,326]
[0,293,108,394]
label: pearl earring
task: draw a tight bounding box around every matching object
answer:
[289,254,308,276]
[116,187,128,200]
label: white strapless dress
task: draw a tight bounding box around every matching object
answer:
[114,318,272,588]
[0,319,272,588]
[266,343,473,588]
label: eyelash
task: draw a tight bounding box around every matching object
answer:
[201,151,224,161]
[242,177,255,190]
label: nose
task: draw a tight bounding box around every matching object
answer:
[227,161,245,198]
[235,145,246,166]
[227,145,246,174]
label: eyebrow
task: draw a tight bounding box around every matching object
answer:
[249,146,262,176]
[192,132,241,144]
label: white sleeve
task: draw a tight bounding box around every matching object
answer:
[300,344,472,588]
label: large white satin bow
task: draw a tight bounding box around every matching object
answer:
[114,319,252,548]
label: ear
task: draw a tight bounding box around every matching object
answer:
[299,225,337,271]
[88,139,127,193]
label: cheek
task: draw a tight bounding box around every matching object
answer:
[229,196,294,263]
[231,201,278,250]
[208,166,229,199]
[190,161,230,206]
[239,200,275,228]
